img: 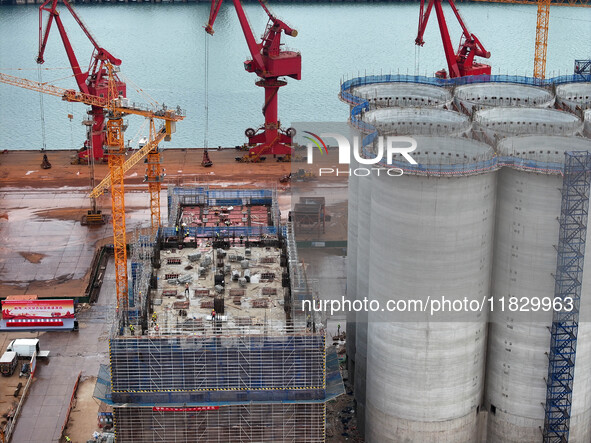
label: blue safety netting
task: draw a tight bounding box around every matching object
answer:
[340,73,591,106]
[340,73,589,176]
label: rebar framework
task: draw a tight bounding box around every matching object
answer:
[543,151,591,442]
[167,186,278,226]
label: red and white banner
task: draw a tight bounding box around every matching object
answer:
[1,299,75,320]
[152,406,219,412]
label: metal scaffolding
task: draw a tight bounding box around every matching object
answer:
[126,228,157,334]
[113,403,325,443]
[543,151,591,442]
[109,331,325,401]
[286,222,320,328]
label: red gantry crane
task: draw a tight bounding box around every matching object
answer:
[205,0,301,161]
[37,0,125,163]
[415,0,491,78]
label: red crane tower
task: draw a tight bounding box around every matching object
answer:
[415,0,491,78]
[206,0,301,161]
[37,0,125,163]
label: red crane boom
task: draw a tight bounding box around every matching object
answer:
[206,0,301,160]
[37,0,126,163]
[415,0,491,78]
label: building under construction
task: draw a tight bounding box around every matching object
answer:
[93,187,343,442]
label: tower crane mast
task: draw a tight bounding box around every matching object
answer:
[471,0,590,79]
[206,0,301,161]
[415,0,491,78]
[0,69,184,319]
[37,0,125,163]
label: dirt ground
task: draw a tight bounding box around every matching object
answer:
[18,251,46,264]
[0,331,41,437]
[326,341,363,443]
[62,376,101,443]
[0,370,23,436]
[0,264,91,299]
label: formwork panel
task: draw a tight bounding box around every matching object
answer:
[114,403,325,443]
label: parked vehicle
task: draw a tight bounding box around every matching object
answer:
[0,351,18,376]
[6,339,50,358]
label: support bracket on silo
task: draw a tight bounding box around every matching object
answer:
[543,151,591,443]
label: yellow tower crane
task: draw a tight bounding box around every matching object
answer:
[0,66,184,318]
[89,117,170,231]
[473,0,589,79]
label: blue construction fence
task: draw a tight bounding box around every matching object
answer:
[354,136,565,176]
[340,73,591,106]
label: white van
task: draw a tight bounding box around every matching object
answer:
[6,339,50,358]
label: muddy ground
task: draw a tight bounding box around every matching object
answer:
[0,147,345,189]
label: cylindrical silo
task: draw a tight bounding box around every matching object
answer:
[486,135,591,443]
[362,107,471,137]
[352,82,453,108]
[454,83,554,114]
[365,136,497,442]
[473,107,583,143]
[556,82,591,112]
[346,155,359,385]
[354,155,371,437]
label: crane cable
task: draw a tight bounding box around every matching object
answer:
[204,34,209,150]
[37,66,47,152]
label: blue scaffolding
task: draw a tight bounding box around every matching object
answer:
[543,151,591,442]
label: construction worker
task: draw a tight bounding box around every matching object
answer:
[152,312,157,324]
[185,282,190,296]
[129,324,135,336]
[211,309,216,322]
[65,436,71,442]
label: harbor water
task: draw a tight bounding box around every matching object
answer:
[0,3,589,150]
